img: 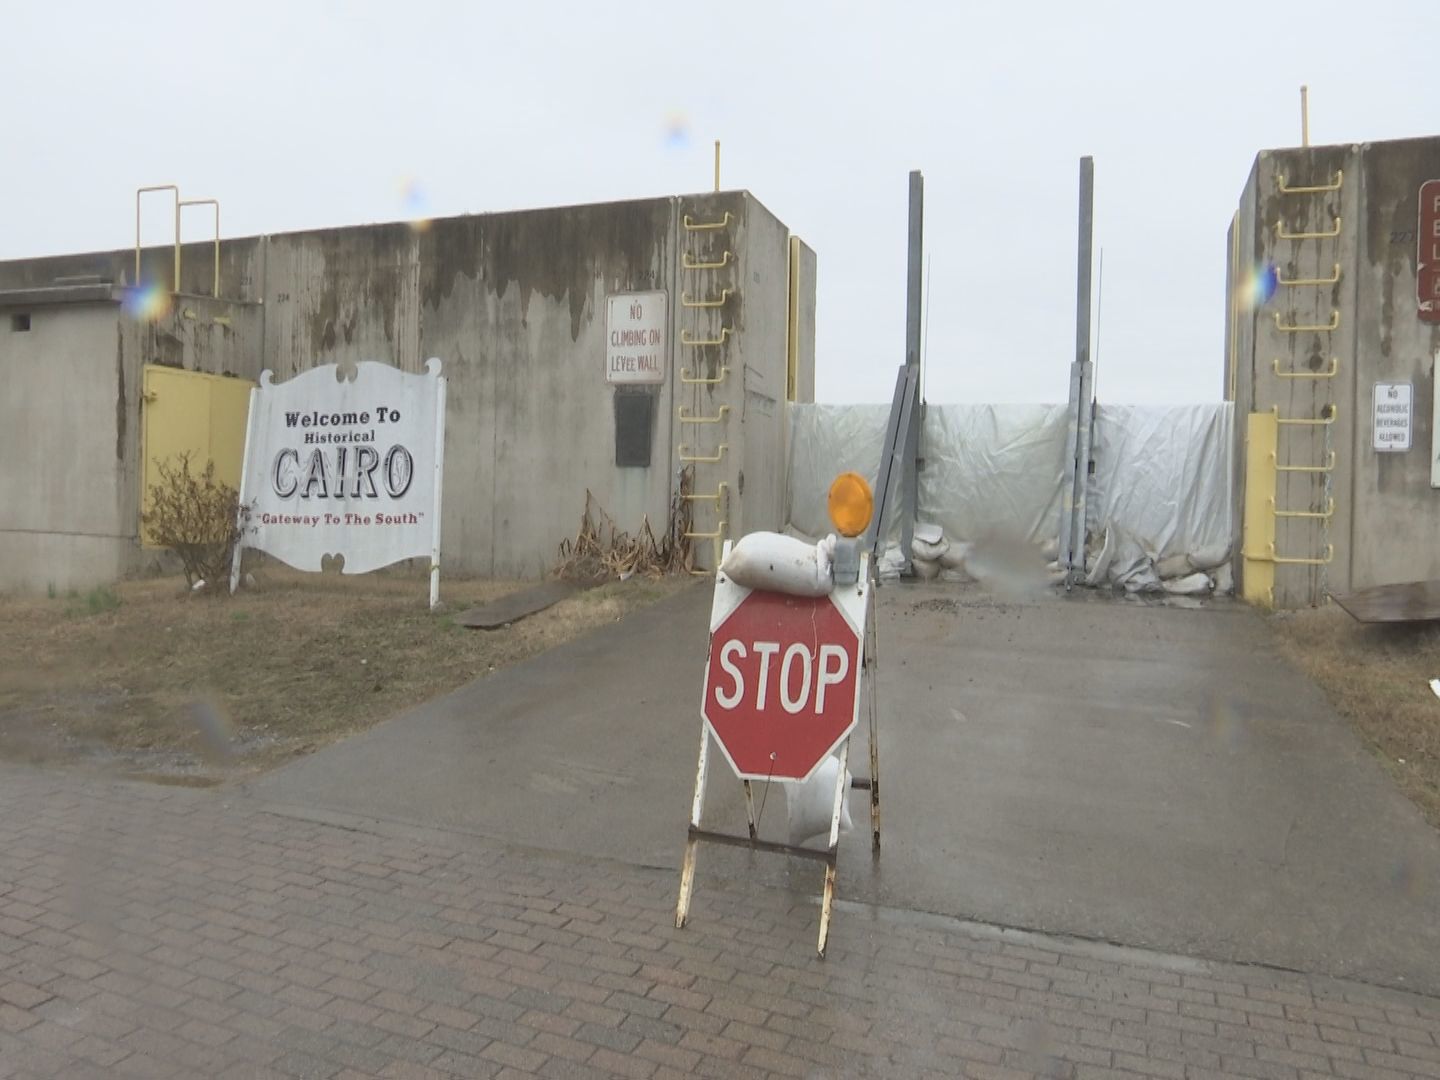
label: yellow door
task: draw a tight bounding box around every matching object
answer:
[140,366,256,546]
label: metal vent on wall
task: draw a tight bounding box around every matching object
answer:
[614,388,655,468]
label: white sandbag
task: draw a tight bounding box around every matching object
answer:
[721,532,835,597]
[786,754,855,846]
[912,556,941,580]
[1162,571,1213,596]
[914,522,945,546]
[1085,526,1115,587]
[877,543,906,581]
[938,541,970,570]
[1155,554,1192,580]
[1108,532,1158,591]
[1187,542,1232,572]
[1213,562,1235,595]
[912,536,950,561]
[1040,537,1060,560]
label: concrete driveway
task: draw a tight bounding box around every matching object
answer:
[248,580,1440,995]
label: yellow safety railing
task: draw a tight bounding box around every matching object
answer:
[1272,357,1338,378]
[680,365,729,386]
[1278,170,1342,195]
[1275,311,1339,332]
[681,327,732,347]
[179,198,221,299]
[135,184,180,289]
[684,519,727,541]
[1268,543,1335,566]
[1278,264,1341,287]
[1273,497,1335,520]
[682,483,729,505]
[1276,218,1342,240]
[681,289,730,309]
[1275,451,1336,473]
[678,405,729,424]
[1273,405,1337,426]
[683,251,732,270]
[684,212,733,231]
[679,444,727,463]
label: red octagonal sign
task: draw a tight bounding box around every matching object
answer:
[702,585,864,783]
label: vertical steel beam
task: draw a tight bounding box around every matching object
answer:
[900,172,924,569]
[1060,158,1096,586]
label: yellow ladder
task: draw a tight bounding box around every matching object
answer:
[677,208,735,573]
[1245,167,1344,606]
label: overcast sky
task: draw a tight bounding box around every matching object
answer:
[2,2,1433,405]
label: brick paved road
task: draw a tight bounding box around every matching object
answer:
[1,763,1437,1079]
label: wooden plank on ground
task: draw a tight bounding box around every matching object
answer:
[455,581,590,630]
[1331,580,1440,624]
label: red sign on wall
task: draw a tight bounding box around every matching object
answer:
[1420,180,1440,323]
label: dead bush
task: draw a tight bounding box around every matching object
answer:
[142,453,249,593]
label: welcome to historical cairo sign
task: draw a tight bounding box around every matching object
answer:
[230,359,447,605]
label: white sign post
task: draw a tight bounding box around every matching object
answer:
[229,359,447,608]
[1373,381,1413,453]
[606,291,667,384]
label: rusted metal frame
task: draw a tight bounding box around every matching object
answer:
[816,738,852,957]
[685,827,836,864]
[863,573,881,850]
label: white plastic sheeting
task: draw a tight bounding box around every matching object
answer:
[919,405,1070,547]
[786,402,1233,570]
[1088,404,1234,562]
[786,405,889,541]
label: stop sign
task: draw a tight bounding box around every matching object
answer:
[702,582,865,782]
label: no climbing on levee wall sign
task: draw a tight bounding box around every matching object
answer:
[229,359,447,607]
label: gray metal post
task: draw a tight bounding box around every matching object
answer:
[1060,157,1096,587]
[899,170,924,570]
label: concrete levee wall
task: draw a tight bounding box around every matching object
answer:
[1229,136,1440,606]
[0,304,132,593]
[0,293,262,593]
[0,191,811,589]
[1349,138,1440,590]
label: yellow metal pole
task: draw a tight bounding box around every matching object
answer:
[713,140,720,192]
[1242,411,1278,607]
[180,199,221,299]
[135,184,180,287]
[1300,85,1309,148]
[173,198,181,292]
[787,235,801,401]
[1228,212,1239,403]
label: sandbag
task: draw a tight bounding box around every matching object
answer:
[1162,571,1213,596]
[721,532,835,597]
[1085,527,1114,587]
[912,536,950,561]
[912,556,941,580]
[939,541,972,571]
[786,754,855,846]
[1040,537,1061,560]
[914,522,945,546]
[877,543,906,581]
[1187,542,1231,572]
[1155,553,1192,580]
[1213,562,1235,595]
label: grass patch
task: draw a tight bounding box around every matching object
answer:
[1270,604,1440,829]
[66,586,121,618]
[0,568,696,782]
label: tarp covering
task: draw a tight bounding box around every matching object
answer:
[1088,404,1234,562]
[786,402,1233,569]
[918,405,1070,546]
[786,405,889,541]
